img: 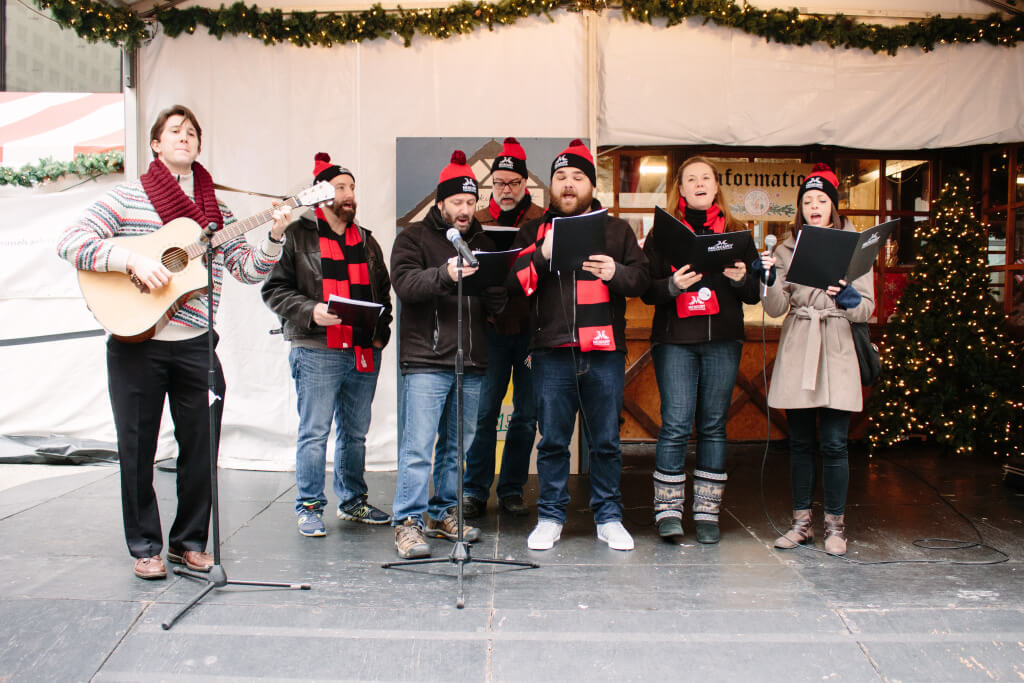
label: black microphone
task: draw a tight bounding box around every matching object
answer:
[201,221,218,240]
[446,227,479,268]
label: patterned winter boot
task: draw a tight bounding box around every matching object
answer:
[653,470,686,540]
[692,470,727,544]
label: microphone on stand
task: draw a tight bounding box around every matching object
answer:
[446,227,479,268]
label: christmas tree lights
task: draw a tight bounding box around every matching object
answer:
[868,171,1024,457]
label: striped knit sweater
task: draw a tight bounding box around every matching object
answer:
[57,176,282,339]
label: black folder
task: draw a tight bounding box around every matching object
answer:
[326,295,384,330]
[549,208,608,272]
[482,226,520,252]
[785,219,898,290]
[461,248,523,295]
[647,206,753,272]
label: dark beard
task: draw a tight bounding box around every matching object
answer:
[333,203,356,224]
[553,190,592,216]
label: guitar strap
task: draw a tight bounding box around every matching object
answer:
[213,183,285,200]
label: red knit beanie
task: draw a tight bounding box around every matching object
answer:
[436,150,478,202]
[550,139,596,187]
[313,152,353,183]
[798,163,839,206]
[491,137,528,178]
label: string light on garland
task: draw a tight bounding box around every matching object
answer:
[0,151,124,188]
[868,170,1024,458]
[30,0,1024,51]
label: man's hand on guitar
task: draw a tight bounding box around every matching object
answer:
[126,253,172,293]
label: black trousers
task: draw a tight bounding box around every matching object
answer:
[107,332,225,558]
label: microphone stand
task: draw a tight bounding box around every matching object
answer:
[162,225,311,630]
[383,250,538,609]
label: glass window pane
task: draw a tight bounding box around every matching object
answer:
[619,155,667,209]
[989,210,1007,267]
[1014,210,1024,261]
[884,160,930,213]
[621,213,653,241]
[837,159,879,212]
[892,216,929,266]
[989,151,1009,206]
[596,155,614,209]
[990,270,1005,303]
[1016,149,1024,203]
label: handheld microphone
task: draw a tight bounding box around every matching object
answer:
[762,234,777,295]
[446,227,479,268]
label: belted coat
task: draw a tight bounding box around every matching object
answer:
[763,222,875,412]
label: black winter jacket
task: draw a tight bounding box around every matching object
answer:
[641,221,760,344]
[509,201,650,351]
[390,206,504,373]
[261,215,393,347]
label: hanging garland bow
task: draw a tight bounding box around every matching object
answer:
[33,0,1024,53]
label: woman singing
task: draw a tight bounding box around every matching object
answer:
[643,156,759,544]
[760,163,875,556]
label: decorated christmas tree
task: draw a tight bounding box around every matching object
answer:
[869,170,1024,457]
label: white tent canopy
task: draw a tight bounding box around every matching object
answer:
[3,2,1022,470]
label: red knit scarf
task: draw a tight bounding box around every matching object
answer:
[140,159,223,231]
[319,220,375,372]
[677,197,725,234]
[512,214,615,352]
[488,190,533,226]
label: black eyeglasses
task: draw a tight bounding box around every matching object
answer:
[492,179,524,191]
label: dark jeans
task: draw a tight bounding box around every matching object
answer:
[531,348,625,524]
[786,407,851,516]
[107,333,225,558]
[652,340,742,476]
[463,328,535,502]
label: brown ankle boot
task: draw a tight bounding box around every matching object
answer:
[824,514,847,555]
[774,509,813,549]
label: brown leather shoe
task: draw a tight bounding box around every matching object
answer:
[824,513,847,555]
[133,555,167,580]
[774,509,814,549]
[167,547,214,572]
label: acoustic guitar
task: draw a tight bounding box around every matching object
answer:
[77,181,335,342]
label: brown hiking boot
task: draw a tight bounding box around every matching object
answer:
[425,509,481,543]
[824,513,847,555]
[774,509,814,549]
[394,518,430,559]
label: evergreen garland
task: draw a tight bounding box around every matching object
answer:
[0,151,124,188]
[868,171,1024,457]
[31,0,1024,53]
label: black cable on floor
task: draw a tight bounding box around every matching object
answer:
[758,303,1010,566]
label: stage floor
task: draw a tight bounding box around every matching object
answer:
[1,443,1022,682]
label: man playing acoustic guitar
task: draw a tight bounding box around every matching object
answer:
[56,105,288,580]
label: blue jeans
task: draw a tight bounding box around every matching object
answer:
[463,328,536,502]
[652,341,743,476]
[531,348,625,524]
[786,407,851,516]
[290,346,381,514]
[393,371,482,524]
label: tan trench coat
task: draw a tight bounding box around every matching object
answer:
[763,224,875,413]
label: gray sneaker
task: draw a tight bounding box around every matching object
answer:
[297,504,326,537]
[338,499,392,525]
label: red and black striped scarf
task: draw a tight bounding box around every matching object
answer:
[319,220,375,372]
[513,210,615,352]
[677,197,725,234]
[140,159,223,231]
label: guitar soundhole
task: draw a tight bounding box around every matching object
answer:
[162,248,189,273]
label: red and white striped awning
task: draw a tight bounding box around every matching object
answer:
[0,92,124,168]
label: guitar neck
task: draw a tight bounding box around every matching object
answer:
[208,196,300,250]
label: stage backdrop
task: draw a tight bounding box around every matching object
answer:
[5,5,1022,470]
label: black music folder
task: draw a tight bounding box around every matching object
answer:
[549,208,608,272]
[326,295,384,330]
[482,225,520,252]
[461,248,523,295]
[647,206,753,272]
[786,219,898,290]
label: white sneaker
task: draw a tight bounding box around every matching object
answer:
[597,521,634,551]
[527,519,563,550]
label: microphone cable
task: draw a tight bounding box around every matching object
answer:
[756,267,1008,566]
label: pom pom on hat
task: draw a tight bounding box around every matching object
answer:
[437,149,479,202]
